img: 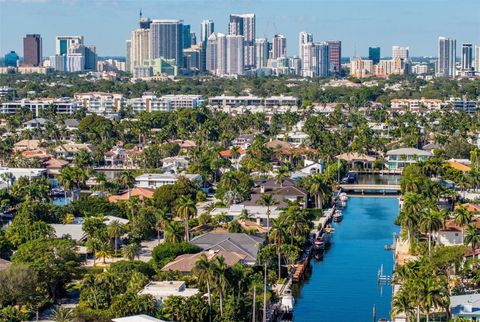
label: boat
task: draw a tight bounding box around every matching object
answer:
[333,211,343,222]
[314,236,325,249]
[324,225,335,233]
[339,192,348,202]
[280,289,295,313]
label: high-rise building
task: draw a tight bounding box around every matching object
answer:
[4,51,19,67]
[190,33,197,47]
[150,20,184,67]
[216,33,227,75]
[206,33,219,74]
[299,32,313,60]
[229,14,255,69]
[368,47,380,64]
[84,45,97,71]
[289,56,302,75]
[326,40,341,73]
[437,37,456,78]
[315,42,330,77]
[131,28,150,71]
[226,35,244,75]
[392,46,409,60]
[271,34,287,59]
[350,57,374,78]
[23,34,42,66]
[49,55,65,72]
[183,47,201,72]
[301,42,315,77]
[125,40,132,72]
[475,46,480,73]
[56,36,84,55]
[461,43,473,70]
[182,24,191,49]
[200,19,215,44]
[65,53,84,72]
[255,38,269,69]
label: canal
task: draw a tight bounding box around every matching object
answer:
[293,196,399,322]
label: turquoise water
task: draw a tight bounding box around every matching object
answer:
[293,197,399,322]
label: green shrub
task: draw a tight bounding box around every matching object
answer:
[152,242,201,269]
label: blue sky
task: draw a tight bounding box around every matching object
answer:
[1,0,479,58]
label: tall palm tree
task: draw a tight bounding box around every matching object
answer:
[257,193,278,231]
[391,289,415,321]
[96,241,112,264]
[177,196,196,242]
[212,256,229,317]
[307,174,329,209]
[194,254,214,322]
[57,166,74,203]
[120,169,136,198]
[274,166,290,188]
[107,220,125,255]
[464,224,480,257]
[419,209,443,254]
[417,277,448,322]
[454,206,473,241]
[269,219,287,279]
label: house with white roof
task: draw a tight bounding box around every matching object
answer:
[386,148,432,170]
[138,281,199,305]
[450,294,480,320]
[135,173,202,189]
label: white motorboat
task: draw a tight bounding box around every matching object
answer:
[281,289,295,313]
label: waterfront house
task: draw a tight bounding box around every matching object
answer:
[54,142,95,161]
[161,249,246,273]
[386,148,432,170]
[435,216,480,246]
[23,118,47,130]
[276,131,309,147]
[450,294,480,320]
[51,215,129,242]
[161,156,190,173]
[232,134,255,148]
[135,173,202,189]
[210,204,282,228]
[138,281,199,305]
[190,233,265,265]
[336,152,376,170]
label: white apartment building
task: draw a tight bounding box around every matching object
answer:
[0,98,80,116]
[126,95,204,113]
[209,94,299,108]
[74,92,124,114]
[135,173,202,189]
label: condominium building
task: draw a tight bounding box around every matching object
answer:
[216,33,228,76]
[255,38,269,69]
[208,95,299,107]
[299,32,313,61]
[226,35,245,75]
[206,33,219,73]
[314,42,330,77]
[126,95,204,113]
[271,34,287,59]
[150,20,183,66]
[74,92,125,114]
[200,19,215,43]
[228,13,255,69]
[392,46,409,60]
[1,98,80,116]
[350,57,374,78]
[461,43,473,70]
[437,37,456,78]
[475,46,480,73]
[125,40,132,72]
[131,28,150,71]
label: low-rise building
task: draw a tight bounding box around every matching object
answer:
[74,92,124,115]
[135,173,202,189]
[138,281,199,304]
[450,294,480,320]
[208,95,299,108]
[1,98,80,116]
[386,148,432,170]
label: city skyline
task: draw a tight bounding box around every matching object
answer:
[1,0,479,58]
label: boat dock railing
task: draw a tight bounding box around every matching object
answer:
[377,264,393,284]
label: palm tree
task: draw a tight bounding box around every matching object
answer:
[257,193,278,231]
[391,289,415,321]
[96,241,112,264]
[194,254,214,322]
[107,220,125,256]
[57,166,74,203]
[120,169,136,198]
[164,221,184,243]
[269,219,287,279]
[212,256,229,317]
[274,166,290,188]
[306,174,329,209]
[177,196,196,242]
[122,242,141,261]
[238,209,252,221]
[454,206,473,241]
[417,277,447,322]
[464,224,480,257]
[419,209,443,254]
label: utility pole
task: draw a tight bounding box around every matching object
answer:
[263,262,267,322]
[252,284,256,322]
